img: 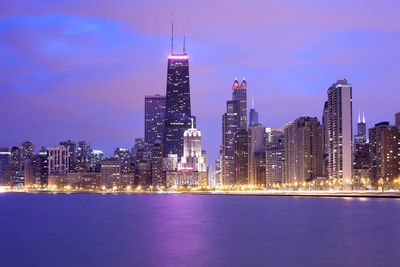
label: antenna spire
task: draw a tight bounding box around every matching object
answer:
[362,112,366,123]
[358,110,361,123]
[252,96,254,108]
[171,13,174,55]
[183,27,186,54]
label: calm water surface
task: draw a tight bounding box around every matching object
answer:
[1,193,400,267]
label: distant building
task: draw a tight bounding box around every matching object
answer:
[77,141,91,172]
[322,101,329,177]
[32,148,48,185]
[145,94,166,145]
[48,172,101,188]
[266,129,285,185]
[101,158,121,187]
[167,120,207,187]
[114,148,131,172]
[133,138,146,163]
[137,161,151,186]
[284,117,323,183]
[21,141,34,171]
[232,78,247,130]
[47,146,70,175]
[396,112,400,128]
[163,46,192,157]
[369,122,399,184]
[354,112,370,176]
[234,130,249,185]
[221,100,240,185]
[59,140,77,172]
[354,111,367,144]
[327,79,353,189]
[248,124,266,185]
[90,150,104,172]
[151,141,164,187]
[0,148,10,185]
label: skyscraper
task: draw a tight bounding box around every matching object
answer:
[163,25,192,157]
[145,94,166,145]
[249,97,259,127]
[114,148,131,172]
[265,129,285,185]
[395,112,400,128]
[232,78,247,130]
[327,79,353,189]
[234,130,249,185]
[47,146,70,175]
[354,112,369,173]
[21,141,34,164]
[284,117,323,183]
[248,123,266,185]
[151,141,164,187]
[221,100,240,185]
[354,111,367,144]
[369,122,399,183]
[60,140,77,172]
[322,101,329,177]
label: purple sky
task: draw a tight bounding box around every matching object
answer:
[1,0,400,163]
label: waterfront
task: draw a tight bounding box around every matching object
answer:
[1,193,400,267]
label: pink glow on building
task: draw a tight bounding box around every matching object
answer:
[168,55,188,60]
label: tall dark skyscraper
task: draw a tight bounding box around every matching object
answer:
[249,97,258,126]
[145,94,166,145]
[221,100,240,185]
[395,112,400,128]
[163,24,192,157]
[354,111,367,144]
[232,78,247,130]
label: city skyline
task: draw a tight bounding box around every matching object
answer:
[1,1,400,164]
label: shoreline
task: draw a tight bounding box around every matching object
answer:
[2,190,400,199]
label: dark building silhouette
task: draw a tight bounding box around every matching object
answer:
[369,122,399,184]
[234,130,249,185]
[232,78,247,130]
[163,24,192,157]
[145,94,166,145]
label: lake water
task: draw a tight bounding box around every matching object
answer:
[1,193,400,267]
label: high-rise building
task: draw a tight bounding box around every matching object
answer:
[101,158,121,187]
[163,27,192,157]
[369,122,399,183]
[221,100,240,185]
[114,148,131,172]
[133,138,146,163]
[395,112,400,128]
[21,141,34,164]
[232,78,247,130]
[234,130,249,185]
[151,141,164,187]
[284,117,323,183]
[354,111,367,144]
[32,148,48,185]
[77,141,91,172]
[60,140,77,172]
[322,101,329,177]
[249,97,258,127]
[90,150,104,172]
[47,146,70,175]
[248,124,266,185]
[145,94,166,145]
[354,112,369,173]
[178,120,207,172]
[327,79,353,189]
[266,129,285,185]
[0,148,10,185]
[168,121,207,187]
